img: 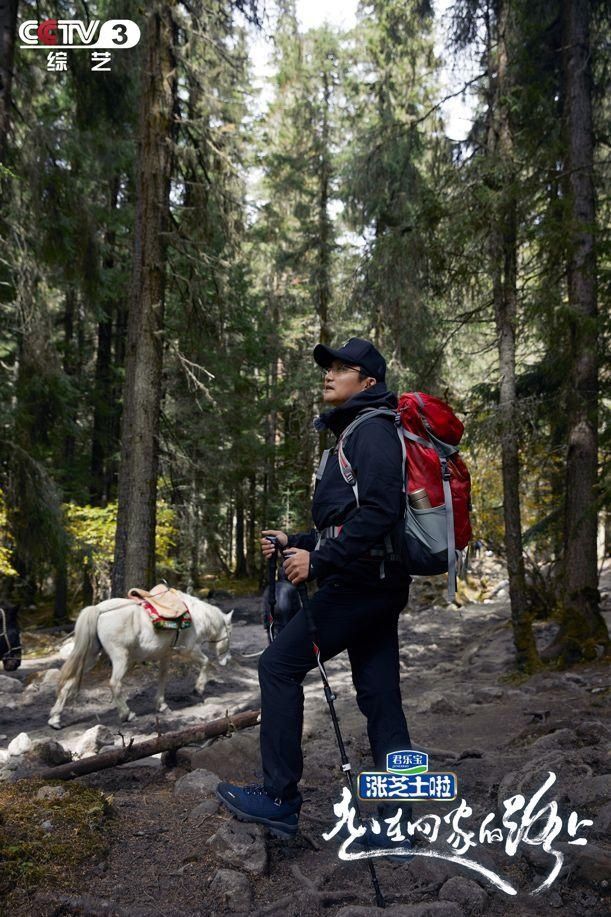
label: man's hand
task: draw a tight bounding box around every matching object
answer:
[261,529,288,558]
[283,548,310,585]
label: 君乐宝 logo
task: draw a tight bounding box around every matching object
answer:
[358,749,457,801]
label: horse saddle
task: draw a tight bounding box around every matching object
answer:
[128,584,188,620]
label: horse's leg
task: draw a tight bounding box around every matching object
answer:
[48,678,77,729]
[108,649,135,722]
[48,646,100,729]
[188,646,210,696]
[155,655,171,713]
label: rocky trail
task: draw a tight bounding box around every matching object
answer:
[1,558,609,916]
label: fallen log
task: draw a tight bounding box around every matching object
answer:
[37,709,261,781]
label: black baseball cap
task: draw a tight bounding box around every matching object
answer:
[313,337,386,383]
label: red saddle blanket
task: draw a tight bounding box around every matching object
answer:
[127,585,192,631]
[141,600,192,631]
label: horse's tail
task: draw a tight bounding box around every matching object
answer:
[57,605,102,692]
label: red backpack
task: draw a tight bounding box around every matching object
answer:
[336,392,472,600]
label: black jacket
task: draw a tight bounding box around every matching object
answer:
[287,384,410,591]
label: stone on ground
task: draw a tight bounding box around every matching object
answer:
[207,819,268,875]
[36,784,67,800]
[174,768,221,798]
[209,868,253,912]
[179,732,260,781]
[73,725,116,758]
[28,738,72,767]
[8,731,31,756]
[188,799,220,821]
[0,674,22,693]
[439,876,488,913]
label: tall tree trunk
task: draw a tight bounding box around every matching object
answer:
[234,481,247,577]
[90,177,120,505]
[0,0,17,163]
[61,286,77,488]
[544,0,606,662]
[487,1,538,670]
[316,68,332,346]
[112,3,177,594]
[247,473,256,577]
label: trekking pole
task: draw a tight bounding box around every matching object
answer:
[264,536,279,644]
[296,581,385,909]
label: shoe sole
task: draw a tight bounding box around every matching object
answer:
[216,790,298,839]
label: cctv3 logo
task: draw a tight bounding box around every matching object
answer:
[19,19,140,50]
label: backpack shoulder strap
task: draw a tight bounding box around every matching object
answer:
[337,408,402,505]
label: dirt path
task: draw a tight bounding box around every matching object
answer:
[3,562,609,916]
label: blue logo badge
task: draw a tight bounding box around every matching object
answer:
[358,750,457,801]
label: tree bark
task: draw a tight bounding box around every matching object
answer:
[90,177,120,506]
[37,709,261,780]
[487,1,539,670]
[234,480,247,577]
[247,473,256,577]
[316,67,332,346]
[544,0,607,662]
[112,4,177,594]
[0,0,17,163]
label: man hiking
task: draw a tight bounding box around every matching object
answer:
[217,338,412,843]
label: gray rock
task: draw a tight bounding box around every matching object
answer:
[497,750,591,810]
[189,799,220,821]
[417,692,462,716]
[0,674,22,693]
[36,785,67,801]
[174,768,220,798]
[592,801,611,839]
[181,731,260,780]
[40,668,61,687]
[439,876,488,914]
[471,686,503,704]
[567,842,610,884]
[207,820,268,875]
[570,773,611,807]
[402,856,456,890]
[529,728,576,752]
[575,720,610,746]
[73,725,115,758]
[40,819,53,832]
[8,731,31,756]
[209,868,253,912]
[27,739,72,767]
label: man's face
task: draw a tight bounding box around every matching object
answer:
[321,359,376,406]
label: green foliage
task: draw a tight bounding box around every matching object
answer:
[0,489,17,577]
[63,502,177,594]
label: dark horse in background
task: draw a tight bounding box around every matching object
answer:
[0,603,21,672]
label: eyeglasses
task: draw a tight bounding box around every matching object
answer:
[318,363,362,377]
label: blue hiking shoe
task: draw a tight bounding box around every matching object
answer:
[216,782,301,839]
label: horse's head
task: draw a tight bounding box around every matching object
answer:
[0,604,21,672]
[216,609,234,666]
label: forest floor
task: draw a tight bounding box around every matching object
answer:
[1,557,609,917]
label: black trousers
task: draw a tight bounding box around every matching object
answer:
[258,578,411,802]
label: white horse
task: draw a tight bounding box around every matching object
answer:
[48,592,233,729]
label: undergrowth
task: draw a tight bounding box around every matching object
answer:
[0,779,112,901]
